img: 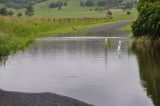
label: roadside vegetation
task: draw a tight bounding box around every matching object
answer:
[0,17,110,56]
[131,0,160,51]
[120,25,132,31]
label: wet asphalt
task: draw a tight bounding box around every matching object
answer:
[0,89,93,106]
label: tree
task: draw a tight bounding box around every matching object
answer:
[0,8,8,16]
[58,6,62,10]
[49,1,63,9]
[57,1,63,7]
[49,3,58,8]
[64,2,67,6]
[85,0,95,7]
[132,0,160,37]
[25,6,34,16]
[8,11,14,16]
[97,1,106,6]
[80,1,85,7]
[107,11,112,19]
[17,12,22,17]
[0,0,47,8]
[127,11,131,15]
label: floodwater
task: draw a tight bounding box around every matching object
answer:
[0,31,159,106]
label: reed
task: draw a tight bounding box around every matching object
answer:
[132,36,160,52]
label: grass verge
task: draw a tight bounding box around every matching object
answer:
[0,16,113,56]
[132,36,160,52]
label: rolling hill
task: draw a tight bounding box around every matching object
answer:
[0,0,137,18]
[0,0,136,8]
[0,0,47,8]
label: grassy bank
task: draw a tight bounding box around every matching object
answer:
[0,16,111,56]
[132,36,160,52]
[120,25,132,31]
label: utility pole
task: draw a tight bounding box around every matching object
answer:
[105,0,112,19]
[106,0,109,11]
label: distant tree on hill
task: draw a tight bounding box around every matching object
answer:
[107,11,112,19]
[127,11,131,15]
[18,12,23,17]
[0,8,8,16]
[49,3,58,8]
[57,1,63,7]
[58,6,62,10]
[0,0,47,8]
[97,1,106,6]
[8,11,14,16]
[49,1,64,9]
[25,6,34,16]
[64,2,68,6]
[80,0,133,8]
[80,1,85,7]
[85,0,95,7]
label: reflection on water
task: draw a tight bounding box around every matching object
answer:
[136,52,160,106]
[0,56,8,67]
[56,30,131,37]
[0,34,158,106]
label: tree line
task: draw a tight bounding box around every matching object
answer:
[0,6,34,16]
[49,1,68,10]
[80,0,136,9]
[0,0,47,8]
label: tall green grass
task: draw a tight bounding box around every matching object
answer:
[132,36,160,52]
[0,16,109,56]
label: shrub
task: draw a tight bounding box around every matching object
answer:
[8,11,14,16]
[49,1,63,9]
[18,12,23,17]
[80,1,85,7]
[85,0,95,7]
[132,1,160,37]
[127,11,131,15]
[64,2,67,6]
[25,6,34,16]
[0,8,8,16]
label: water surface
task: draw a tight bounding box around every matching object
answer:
[0,32,159,106]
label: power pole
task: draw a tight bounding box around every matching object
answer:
[105,0,112,19]
[106,0,109,11]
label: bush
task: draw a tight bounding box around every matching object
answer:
[85,0,95,7]
[8,11,14,16]
[0,8,8,16]
[25,6,34,16]
[17,12,22,17]
[49,1,63,9]
[80,1,85,7]
[132,1,160,37]
[97,1,106,6]
[127,11,131,15]
[64,2,67,6]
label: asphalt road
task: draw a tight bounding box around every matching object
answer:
[0,89,93,106]
[89,21,132,31]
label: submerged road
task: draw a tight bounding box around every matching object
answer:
[89,21,132,31]
[0,21,132,106]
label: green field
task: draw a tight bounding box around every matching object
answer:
[0,16,111,56]
[0,0,137,20]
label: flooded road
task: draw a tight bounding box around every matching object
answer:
[0,32,159,106]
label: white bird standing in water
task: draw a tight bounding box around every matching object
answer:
[118,40,122,58]
[118,40,122,51]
